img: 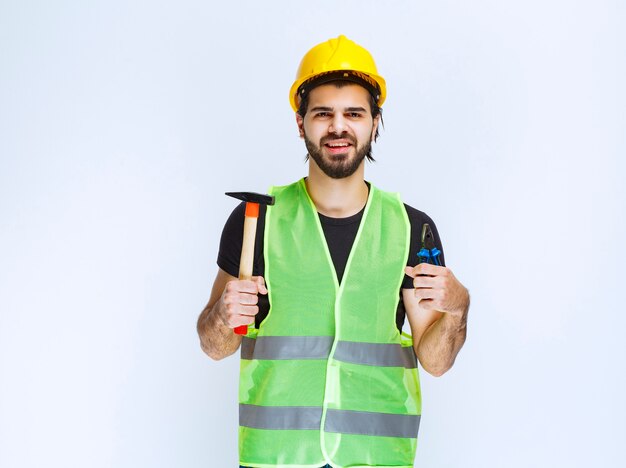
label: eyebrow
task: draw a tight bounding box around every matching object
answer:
[309,106,368,113]
[310,106,333,112]
[345,107,367,113]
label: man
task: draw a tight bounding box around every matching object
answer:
[197,35,469,468]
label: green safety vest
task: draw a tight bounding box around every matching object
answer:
[239,179,421,468]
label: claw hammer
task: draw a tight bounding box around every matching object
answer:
[225,191,275,335]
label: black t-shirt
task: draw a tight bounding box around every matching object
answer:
[217,192,445,332]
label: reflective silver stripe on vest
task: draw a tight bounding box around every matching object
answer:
[239,404,322,430]
[242,336,417,368]
[333,341,418,369]
[241,336,333,360]
[239,405,419,438]
[325,409,420,439]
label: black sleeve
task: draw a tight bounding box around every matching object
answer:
[401,204,446,289]
[216,202,266,278]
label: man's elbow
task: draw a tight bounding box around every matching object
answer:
[199,341,228,361]
[200,344,221,361]
[424,366,449,377]
[197,316,222,361]
[420,359,455,377]
[199,338,240,361]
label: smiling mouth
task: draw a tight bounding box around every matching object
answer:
[323,140,353,154]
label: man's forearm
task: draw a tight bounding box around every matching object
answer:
[416,308,468,377]
[197,299,242,361]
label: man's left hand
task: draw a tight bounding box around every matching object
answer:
[404,263,469,317]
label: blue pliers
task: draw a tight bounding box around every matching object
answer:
[417,223,442,266]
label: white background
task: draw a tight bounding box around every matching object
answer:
[1,1,624,467]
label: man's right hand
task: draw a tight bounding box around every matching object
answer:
[198,269,267,360]
[218,276,268,330]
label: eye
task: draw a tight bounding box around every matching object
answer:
[347,112,363,118]
[315,112,331,118]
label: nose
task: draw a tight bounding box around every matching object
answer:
[328,114,347,135]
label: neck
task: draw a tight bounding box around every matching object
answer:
[305,161,369,217]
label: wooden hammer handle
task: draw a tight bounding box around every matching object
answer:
[234,203,259,335]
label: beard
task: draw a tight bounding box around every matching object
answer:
[304,134,372,179]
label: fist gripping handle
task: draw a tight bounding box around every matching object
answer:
[225,192,275,336]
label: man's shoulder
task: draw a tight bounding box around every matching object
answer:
[403,203,437,226]
[368,182,439,227]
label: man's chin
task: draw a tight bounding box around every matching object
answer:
[326,152,352,162]
[320,159,364,179]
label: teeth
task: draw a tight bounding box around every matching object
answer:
[328,143,349,147]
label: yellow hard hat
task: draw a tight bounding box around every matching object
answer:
[289,35,387,112]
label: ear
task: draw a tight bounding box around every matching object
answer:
[295,113,305,138]
[371,115,380,142]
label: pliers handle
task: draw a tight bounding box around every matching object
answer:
[417,223,442,266]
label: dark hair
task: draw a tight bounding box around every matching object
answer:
[296,80,384,143]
